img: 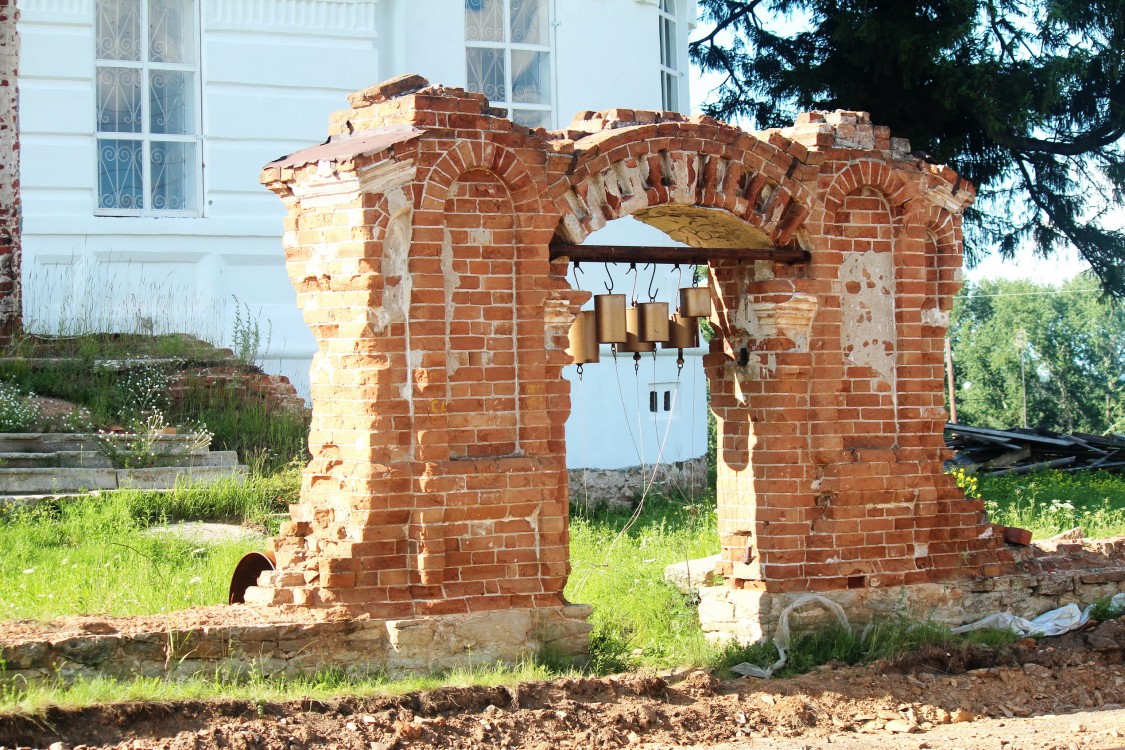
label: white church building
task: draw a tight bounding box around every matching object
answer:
[16,0,708,474]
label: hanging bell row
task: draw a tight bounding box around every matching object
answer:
[567,287,711,367]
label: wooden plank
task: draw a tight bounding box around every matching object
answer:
[549,244,809,266]
[985,456,1076,476]
[945,424,1080,448]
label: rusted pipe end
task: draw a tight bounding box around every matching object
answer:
[228,551,277,605]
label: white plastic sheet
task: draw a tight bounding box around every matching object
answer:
[729,594,852,679]
[730,592,1125,679]
[950,592,1124,637]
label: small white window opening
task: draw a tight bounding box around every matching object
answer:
[95,0,202,215]
[658,0,679,112]
[648,387,674,413]
[465,0,553,129]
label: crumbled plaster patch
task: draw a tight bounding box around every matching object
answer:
[358,158,417,204]
[921,306,949,327]
[840,250,896,384]
[374,205,413,334]
[441,228,462,377]
[735,292,819,351]
[667,154,700,204]
[604,161,648,215]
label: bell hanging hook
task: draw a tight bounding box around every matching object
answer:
[603,262,614,293]
[673,263,683,290]
[626,262,638,305]
[571,260,585,289]
[646,263,659,303]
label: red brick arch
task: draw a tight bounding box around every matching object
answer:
[822,159,913,229]
[902,200,962,316]
[552,121,816,249]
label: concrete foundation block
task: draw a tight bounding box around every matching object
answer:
[698,568,1125,645]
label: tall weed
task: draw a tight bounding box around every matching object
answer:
[975,470,1125,539]
[567,491,719,671]
[0,470,298,620]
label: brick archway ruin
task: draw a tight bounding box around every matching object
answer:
[252,74,1013,653]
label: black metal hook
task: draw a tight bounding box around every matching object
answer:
[571,261,584,289]
[626,262,638,305]
[603,262,614,293]
[646,263,659,302]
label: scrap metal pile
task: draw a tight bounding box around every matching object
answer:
[945,424,1125,475]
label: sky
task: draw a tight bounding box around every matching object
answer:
[686,35,1093,288]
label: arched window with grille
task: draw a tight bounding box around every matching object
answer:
[95,0,202,215]
[465,0,553,129]
[659,0,680,112]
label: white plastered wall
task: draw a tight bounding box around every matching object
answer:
[18,0,701,468]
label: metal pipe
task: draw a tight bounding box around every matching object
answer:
[619,306,656,353]
[637,301,670,342]
[664,313,699,349]
[594,293,627,343]
[568,309,600,364]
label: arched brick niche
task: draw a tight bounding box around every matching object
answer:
[254,76,1012,646]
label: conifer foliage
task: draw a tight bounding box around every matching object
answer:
[690,1,1125,293]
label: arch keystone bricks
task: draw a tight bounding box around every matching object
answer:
[253,77,1012,653]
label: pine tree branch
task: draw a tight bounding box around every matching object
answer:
[689,0,765,52]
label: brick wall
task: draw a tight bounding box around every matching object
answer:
[248,75,1011,618]
[0,0,20,343]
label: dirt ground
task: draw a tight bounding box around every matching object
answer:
[2,618,1124,750]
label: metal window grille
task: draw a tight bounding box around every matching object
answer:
[465,0,553,129]
[95,0,202,216]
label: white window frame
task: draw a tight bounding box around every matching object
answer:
[94,0,203,217]
[658,0,682,112]
[465,0,554,129]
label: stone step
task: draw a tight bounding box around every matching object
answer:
[54,449,241,469]
[0,432,207,454]
[56,451,113,469]
[0,433,95,453]
[0,467,118,493]
[116,464,248,490]
[0,451,59,469]
[0,464,248,494]
[0,490,105,507]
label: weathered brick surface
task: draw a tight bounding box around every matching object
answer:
[0,0,21,343]
[254,79,1010,618]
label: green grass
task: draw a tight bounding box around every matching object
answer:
[7,465,1125,710]
[3,333,221,362]
[566,490,720,672]
[712,617,1017,679]
[971,469,1125,539]
[0,470,298,620]
[0,660,561,716]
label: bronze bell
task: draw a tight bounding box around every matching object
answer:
[567,310,600,364]
[680,286,712,318]
[663,313,699,350]
[619,306,656,353]
[594,293,627,343]
[637,301,670,343]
